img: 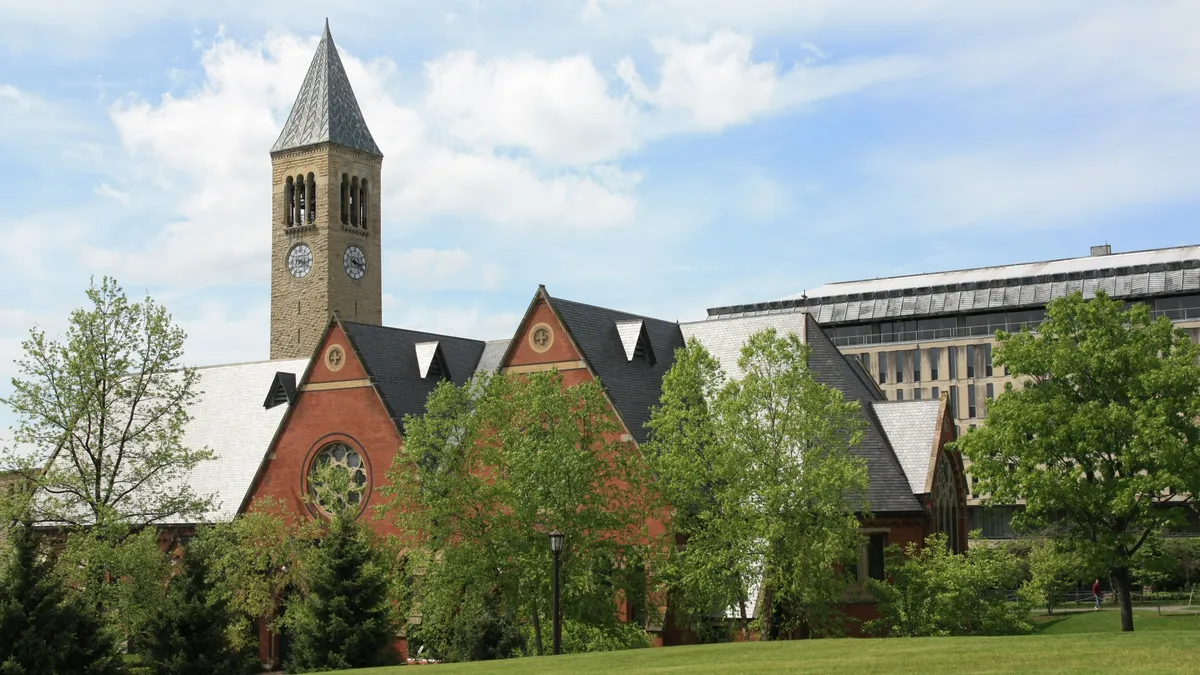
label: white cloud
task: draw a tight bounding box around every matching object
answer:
[618,31,923,133]
[424,51,641,164]
[388,248,504,291]
[382,298,520,340]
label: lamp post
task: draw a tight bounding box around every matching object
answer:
[549,528,564,655]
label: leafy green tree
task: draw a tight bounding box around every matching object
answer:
[645,331,869,640]
[0,520,125,675]
[1,277,214,527]
[1019,539,1081,615]
[957,291,1200,632]
[284,462,400,672]
[868,533,1031,637]
[135,548,259,675]
[1161,537,1200,590]
[385,371,656,659]
[56,521,170,644]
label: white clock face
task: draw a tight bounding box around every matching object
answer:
[344,246,366,280]
[287,243,313,278]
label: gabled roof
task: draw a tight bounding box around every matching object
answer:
[680,313,923,514]
[475,339,511,374]
[271,20,382,157]
[544,294,685,445]
[172,358,308,524]
[341,321,485,428]
[871,400,942,495]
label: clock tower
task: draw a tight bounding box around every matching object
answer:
[269,20,383,360]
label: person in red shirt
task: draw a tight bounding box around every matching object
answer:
[1093,579,1103,610]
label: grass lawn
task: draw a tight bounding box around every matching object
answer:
[318,611,1200,675]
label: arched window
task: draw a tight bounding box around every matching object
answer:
[295,174,306,226]
[933,452,962,553]
[284,176,295,226]
[340,174,350,225]
[350,176,359,227]
[359,179,368,229]
[306,172,316,224]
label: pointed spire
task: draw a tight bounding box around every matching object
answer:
[271,21,382,157]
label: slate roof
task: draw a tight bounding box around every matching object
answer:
[546,296,686,445]
[680,313,924,514]
[871,400,942,495]
[271,20,382,157]
[707,244,1200,323]
[341,321,485,428]
[169,358,308,524]
[475,339,511,375]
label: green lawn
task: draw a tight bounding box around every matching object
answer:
[319,612,1200,675]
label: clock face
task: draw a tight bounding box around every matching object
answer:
[343,246,366,280]
[287,243,313,278]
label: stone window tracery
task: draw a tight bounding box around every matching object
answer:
[933,451,962,553]
[307,441,370,516]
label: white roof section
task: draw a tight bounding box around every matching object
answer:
[414,341,440,378]
[871,400,941,494]
[475,339,511,374]
[787,244,1200,301]
[615,320,644,361]
[169,358,308,524]
[680,313,808,380]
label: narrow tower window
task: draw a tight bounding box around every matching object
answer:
[306,172,316,224]
[284,176,295,226]
[350,176,359,227]
[295,174,306,226]
[359,179,368,229]
[340,173,350,225]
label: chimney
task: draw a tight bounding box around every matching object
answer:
[1090,244,1112,257]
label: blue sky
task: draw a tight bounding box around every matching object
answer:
[1,1,1198,431]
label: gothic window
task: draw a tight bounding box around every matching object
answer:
[295,174,306,226]
[284,176,295,226]
[340,173,350,225]
[359,179,368,229]
[306,172,316,224]
[350,176,359,227]
[933,452,962,553]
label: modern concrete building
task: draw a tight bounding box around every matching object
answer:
[706,243,1200,538]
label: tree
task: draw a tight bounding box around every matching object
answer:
[1019,539,1081,615]
[0,519,125,675]
[384,371,656,660]
[957,291,1200,632]
[1,277,213,527]
[1161,537,1200,591]
[867,533,1030,637]
[135,548,259,675]
[644,331,869,640]
[283,463,400,672]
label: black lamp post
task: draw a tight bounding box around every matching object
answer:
[549,528,564,655]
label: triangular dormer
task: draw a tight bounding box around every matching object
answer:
[262,371,298,410]
[616,319,656,366]
[415,341,449,380]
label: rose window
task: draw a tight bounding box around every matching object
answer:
[307,442,369,514]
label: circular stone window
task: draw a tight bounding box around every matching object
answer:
[529,322,555,353]
[307,441,370,515]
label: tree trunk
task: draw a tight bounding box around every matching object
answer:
[532,600,544,655]
[1112,567,1135,632]
[760,585,774,641]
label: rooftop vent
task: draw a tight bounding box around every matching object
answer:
[1090,244,1112,256]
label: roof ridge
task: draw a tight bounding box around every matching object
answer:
[551,296,674,325]
[341,320,484,344]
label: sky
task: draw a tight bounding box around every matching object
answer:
[1,1,1199,436]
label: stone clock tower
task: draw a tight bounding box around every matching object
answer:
[269,20,383,360]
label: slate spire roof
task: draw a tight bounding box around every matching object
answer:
[271,20,383,157]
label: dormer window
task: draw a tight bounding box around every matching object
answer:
[415,341,449,380]
[616,319,656,366]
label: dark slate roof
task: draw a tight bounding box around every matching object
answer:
[271,20,382,157]
[546,296,686,445]
[341,321,485,428]
[801,315,924,513]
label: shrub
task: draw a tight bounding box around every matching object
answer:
[135,550,259,675]
[1019,540,1081,615]
[560,619,652,653]
[867,533,1031,637]
[0,520,125,674]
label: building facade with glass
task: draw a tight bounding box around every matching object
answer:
[706,244,1200,539]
